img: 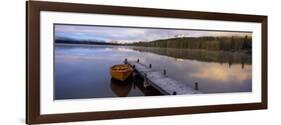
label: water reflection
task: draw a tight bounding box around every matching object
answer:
[130,47,251,67]
[190,63,251,82]
[55,44,252,100]
[110,78,133,97]
[110,76,163,97]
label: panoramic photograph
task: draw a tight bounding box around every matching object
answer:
[54,24,252,100]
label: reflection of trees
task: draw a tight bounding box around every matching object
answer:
[131,47,252,66]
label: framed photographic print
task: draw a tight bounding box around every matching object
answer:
[26,0,267,124]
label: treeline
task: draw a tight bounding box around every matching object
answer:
[129,36,252,51]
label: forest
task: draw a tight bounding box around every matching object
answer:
[128,36,252,52]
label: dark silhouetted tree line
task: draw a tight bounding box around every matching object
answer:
[129,36,252,51]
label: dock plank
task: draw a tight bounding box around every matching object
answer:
[127,61,201,95]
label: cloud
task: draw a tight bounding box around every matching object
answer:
[55,24,252,43]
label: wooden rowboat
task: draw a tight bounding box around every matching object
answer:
[110,64,133,81]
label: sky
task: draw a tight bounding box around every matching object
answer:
[55,24,252,43]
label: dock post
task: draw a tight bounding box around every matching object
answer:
[132,65,136,77]
[143,73,150,88]
[163,69,167,76]
[124,58,128,64]
[194,82,199,90]
[149,64,152,68]
[137,59,139,62]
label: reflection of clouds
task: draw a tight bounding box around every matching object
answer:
[109,47,136,52]
[56,54,134,62]
[55,46,142,63]
[190,64,251,83]
[56,55,105,62]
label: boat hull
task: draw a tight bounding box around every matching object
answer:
[110,64,133,81]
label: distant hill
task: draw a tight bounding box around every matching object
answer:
[55,39,119,45]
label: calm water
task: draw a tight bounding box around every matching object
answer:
[55,44,252,100]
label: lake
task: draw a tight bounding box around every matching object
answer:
[55,43,252,100]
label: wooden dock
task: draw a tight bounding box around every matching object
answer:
[125,59,202,95]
